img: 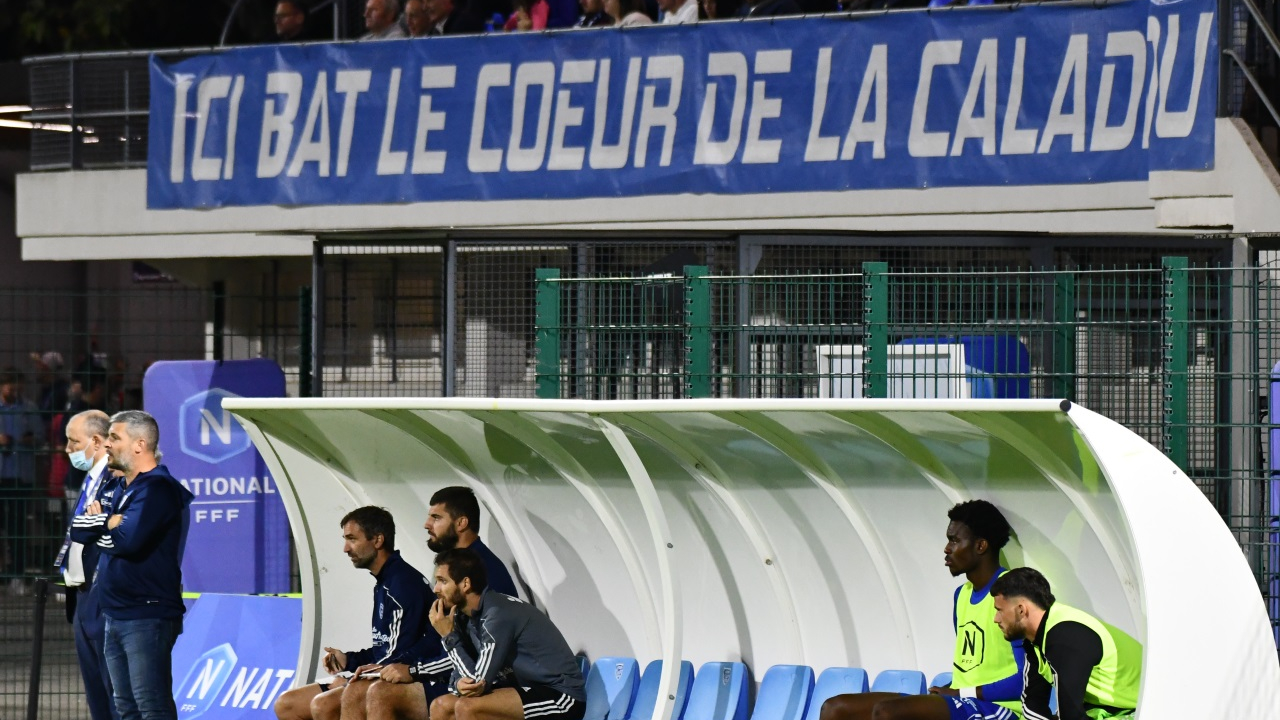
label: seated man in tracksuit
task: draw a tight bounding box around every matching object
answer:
[342,486,522,720]
[274,506,439,720]
[991,567,1143,720]
[426,547,586,720]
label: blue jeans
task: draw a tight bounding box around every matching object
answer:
[103,616,182,720]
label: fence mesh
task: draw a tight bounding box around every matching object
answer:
[535,260,1280,643]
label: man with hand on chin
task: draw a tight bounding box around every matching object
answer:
[427,547,585,720]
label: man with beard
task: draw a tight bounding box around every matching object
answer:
[992,568,1142,720]
[71,410,193,720]
[274,507,438,720]
[428,548,585,720]
[423,487,517,598]
[339,487,519,720]
[821,500,1024,720]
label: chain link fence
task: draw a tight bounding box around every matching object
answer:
[534,258,1280,645]
[0,279,304,719]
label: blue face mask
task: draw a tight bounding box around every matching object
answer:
[69,449,94,472]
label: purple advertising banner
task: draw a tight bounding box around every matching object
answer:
[143,359,290,594]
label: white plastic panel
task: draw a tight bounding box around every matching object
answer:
[225,398,1280,718]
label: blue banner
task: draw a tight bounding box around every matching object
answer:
[143,359,290,594]
[172,594,302,720]
[148,0,1217,209]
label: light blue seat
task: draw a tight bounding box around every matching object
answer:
[749,665,814,720]
[870,670,926,695]
[684,662,749,720]
[631,660,695,720]
[801,667,869,720]
[583,657,640,720]
[929,672,952,690]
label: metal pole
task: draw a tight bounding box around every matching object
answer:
[535,268,562,399]
[298,286,313,397]
[443,241,457,397]
[862,262,889,399]
[26,578,49,720]
[212,281,226,362]
[684,265,711,399]
[735,238,751,398]
[312,241,325,397]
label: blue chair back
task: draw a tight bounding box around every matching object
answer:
[929,672,952,690]
[684,662,750,720]
[749,665,814,720]
[801,668,869,720]
[631,660,695,720]
[870,670,927,695]
[583,657,640,720]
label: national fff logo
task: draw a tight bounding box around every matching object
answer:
[179,388,252,463]
[176,643,238,719]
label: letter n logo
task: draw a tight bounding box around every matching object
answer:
[954,621,985,672]
[179,388,252,463]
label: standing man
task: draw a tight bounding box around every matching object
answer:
[57,410,119,720]
[992,567,1143,720]
[73,410,193,720]
[274,507,438,720]
[341,486,521,720]
[427,548,585,720]
[1,367,45,584]
[822,499,1024,720]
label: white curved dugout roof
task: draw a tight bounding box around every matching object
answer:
[224,398,1280,717]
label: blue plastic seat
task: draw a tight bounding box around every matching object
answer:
[583,657,640,720]
[631,660,695,720]
[801,668,869,720]
[684,662,749,720]
[870,670,926,695]
[929,672,952,690]
[749,665,813,720]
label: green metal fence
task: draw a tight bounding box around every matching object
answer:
[535,259,1280,642]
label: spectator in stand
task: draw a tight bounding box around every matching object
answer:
[32,352,69,416]
[575,0,615,26]
[362,0,408,38]
[406,0,434,35]
[275,0,315,42]
[504,0,550,31]
[659,0,697,23]
[425,0,486,34]
[1,368,45,586]
[605,0,653,24]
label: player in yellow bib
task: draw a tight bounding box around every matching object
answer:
[822,500,1024,720]
[991,567,1141,720]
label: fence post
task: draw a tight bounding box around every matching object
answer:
[684,265,711,399]
[1054,272,1076,401]
[298,286,313,397]
[1163,256,1190,470]
[535,269,562,399]
[212,281,226,362]
[26,578,48,720]
[862,262,889,399]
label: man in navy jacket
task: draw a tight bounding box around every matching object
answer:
[274,506,439,720]
[73,410,193,720]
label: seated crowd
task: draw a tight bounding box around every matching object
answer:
[274,490,1141,720]
[274,0,1010,42]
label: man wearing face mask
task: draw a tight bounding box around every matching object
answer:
[55,410,121,720]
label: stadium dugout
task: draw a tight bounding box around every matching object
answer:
[223,397,1280,718]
